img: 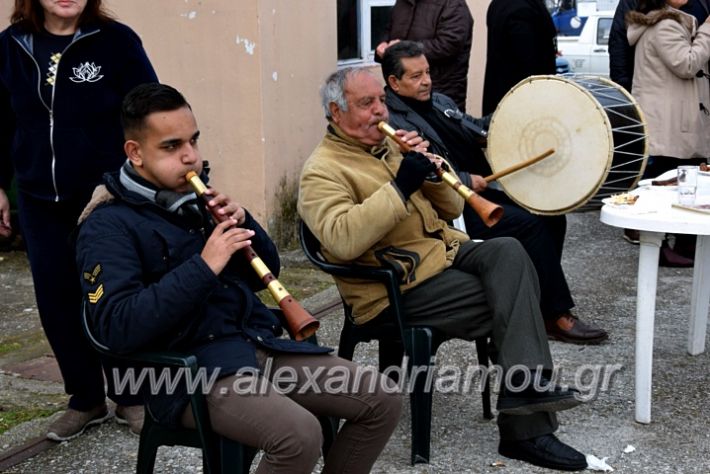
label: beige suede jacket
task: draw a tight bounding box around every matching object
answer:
[298,124,468,324]
[627,7,710,158]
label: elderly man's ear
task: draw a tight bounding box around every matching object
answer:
[329,102,342,124]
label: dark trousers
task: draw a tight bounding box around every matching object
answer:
[402,238,558,440]
[17,192,141,410]
[463,188,574,320]
[642,155,706,180]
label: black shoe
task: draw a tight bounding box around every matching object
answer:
[499,434,587,471]
[497,375,582,415]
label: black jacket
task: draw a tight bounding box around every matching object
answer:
[384,0,473,110]
[609,0,638,91]
[482,0,557,116]
[0,21,157,200]
[385,87,490,183]
[76,171,330,427]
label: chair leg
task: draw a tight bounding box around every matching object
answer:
[337,318,357,361]
[475,337,493,420]
[216,437,256,474]
[319,416,339,458]
[378,340,404,382]
[406,327,434,465]
[136,417,160,474]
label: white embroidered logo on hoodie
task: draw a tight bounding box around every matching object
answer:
[69,62,104,83]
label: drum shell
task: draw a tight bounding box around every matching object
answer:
[486,74,648,215]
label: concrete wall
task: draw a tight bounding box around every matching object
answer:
[0,0,336,222]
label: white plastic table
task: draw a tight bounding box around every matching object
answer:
[600,186,710,423]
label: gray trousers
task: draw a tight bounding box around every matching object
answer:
[182,350,402,473]
[403,237,558,440]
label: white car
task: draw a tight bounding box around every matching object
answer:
[557,11,614,76]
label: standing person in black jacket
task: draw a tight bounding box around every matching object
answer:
[383,41,609,345]
[76,83,402,473]
[375,0,473,111]
[482,0,557,116]
[609,0,639,92]
[0,0,157,440]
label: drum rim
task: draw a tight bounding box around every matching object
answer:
[593,75,650,187]
[487,74,640,215]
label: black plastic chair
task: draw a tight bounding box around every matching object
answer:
[299,222,492,465]
[81,303,335,473]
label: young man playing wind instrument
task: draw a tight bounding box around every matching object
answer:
[75,83,401,473]
[298,67,589,471]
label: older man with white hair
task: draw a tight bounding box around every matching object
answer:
[298,67,589,471]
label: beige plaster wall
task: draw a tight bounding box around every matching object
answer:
[256,0,336,222]
[1,0,488,217]
[0,0,336,222]
[466,0,490,116]
[108,0,336,222]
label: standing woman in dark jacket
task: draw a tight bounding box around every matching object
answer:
[482,0,558,116]
[0,0,157,441]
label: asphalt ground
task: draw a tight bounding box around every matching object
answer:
[1,210,709,473]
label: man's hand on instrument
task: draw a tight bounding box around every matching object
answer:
[393,151,438,200]
[0,188,12,238]
[470,174,488,193]
[423,152,447,171]
[201,219,254,275]
[395,129,430,153]
[203,188,246,225]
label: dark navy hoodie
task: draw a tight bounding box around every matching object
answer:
[0,20,157,201]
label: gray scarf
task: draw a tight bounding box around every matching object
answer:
[119,161,202,222]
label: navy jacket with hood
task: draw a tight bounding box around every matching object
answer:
[0,20,157,201]
[75,171,330,427]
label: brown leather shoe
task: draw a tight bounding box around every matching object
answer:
[545,313,609,345]
[659,247,694,268]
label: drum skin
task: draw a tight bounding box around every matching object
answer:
[487,75,648,215]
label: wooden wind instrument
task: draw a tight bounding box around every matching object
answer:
[377,121,503,227]
[185,171,319,341]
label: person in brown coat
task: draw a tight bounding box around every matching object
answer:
[375,0,473,111]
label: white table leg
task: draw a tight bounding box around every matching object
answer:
[688,235,710,355]
[635,231,663,424]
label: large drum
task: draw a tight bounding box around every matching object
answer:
[487,75,648,215]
